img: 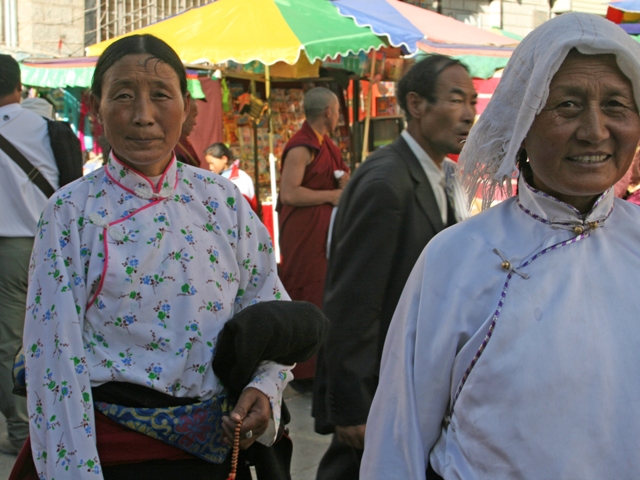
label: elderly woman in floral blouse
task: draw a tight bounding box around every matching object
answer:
[14,35,292,480]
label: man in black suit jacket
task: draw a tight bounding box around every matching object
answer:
[312,55,477,479]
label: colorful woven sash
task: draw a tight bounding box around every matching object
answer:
[94,392,233,464]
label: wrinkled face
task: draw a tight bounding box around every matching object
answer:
[523,52,640,212]
[409,65,477,162]
[92,54,189,177]
[205,154,228,175]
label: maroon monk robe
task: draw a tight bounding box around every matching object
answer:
[276,121,349,379]
[175,135,202,168]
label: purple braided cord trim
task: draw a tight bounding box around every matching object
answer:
[518,182,613,227]
[517,199,614,228]
[591,188,612,210]
[449,231,591,415]
[517,200,552,225]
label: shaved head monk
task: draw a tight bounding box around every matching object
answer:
[276,87,350,380]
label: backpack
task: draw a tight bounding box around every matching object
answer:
[46,118,83,187]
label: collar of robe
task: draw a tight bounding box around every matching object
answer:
[517,175,614,233]
[105,151,178,201]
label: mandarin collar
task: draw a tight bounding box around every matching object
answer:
[105,152,179,200]
[517,175,614,230]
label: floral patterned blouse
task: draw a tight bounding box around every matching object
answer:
[23,153,291,479]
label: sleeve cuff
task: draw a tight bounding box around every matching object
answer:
[244,360,293,446]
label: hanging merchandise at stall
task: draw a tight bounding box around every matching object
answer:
[219,76,352,202]
[320,48,406,162]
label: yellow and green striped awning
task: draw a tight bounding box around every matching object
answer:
[86,0,390,65]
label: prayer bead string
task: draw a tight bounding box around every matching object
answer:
[227,420,242,480]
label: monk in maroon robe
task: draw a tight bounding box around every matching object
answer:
[175,98,201,167]
[277,88,350,379]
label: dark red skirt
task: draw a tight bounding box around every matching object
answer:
[7,410,245,480]
[8,410,296,480]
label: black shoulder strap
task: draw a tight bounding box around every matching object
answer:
[46,119,83,187]
[0,132,55,198]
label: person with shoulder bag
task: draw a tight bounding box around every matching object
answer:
[0,54,82,456]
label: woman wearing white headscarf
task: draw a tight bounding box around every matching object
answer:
[361,13,640,480]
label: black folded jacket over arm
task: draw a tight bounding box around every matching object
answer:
[212,300,330,398]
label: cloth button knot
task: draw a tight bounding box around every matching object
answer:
[135,184,172,200]
[573,226,584,235]
[493,248,529,279]
[88,212,124,241]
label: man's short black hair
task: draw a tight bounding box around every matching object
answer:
[397,55,468,121]
[0,54,21,98]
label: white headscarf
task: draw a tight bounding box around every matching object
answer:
[459,12,640,209]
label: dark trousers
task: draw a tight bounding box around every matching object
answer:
[316,433,363,480]
[427,463,445,480]
[103,456,252,480]
[0,237,32,446]
[102,434,293,480]
[314,433,445,480]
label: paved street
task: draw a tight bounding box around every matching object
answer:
[0,385,330,480]
[285,384,331,480]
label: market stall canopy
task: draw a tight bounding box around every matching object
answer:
[85,0,415,65]
[19,57,206,98]
[607,1,640,34]
[333,0,518,57]
[413,50,509,79]
[21,57,98,89]
[490,27,524,41]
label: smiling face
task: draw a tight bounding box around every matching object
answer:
[523,52,640,212]
[91,54,189,177]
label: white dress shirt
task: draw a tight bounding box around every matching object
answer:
[401,129,467,223]
[0,103,59,237]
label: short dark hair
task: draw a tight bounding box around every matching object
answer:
[204,142,234,166]
[91,34,187,99]
[397,55,468,121]
[0,54,21,97]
